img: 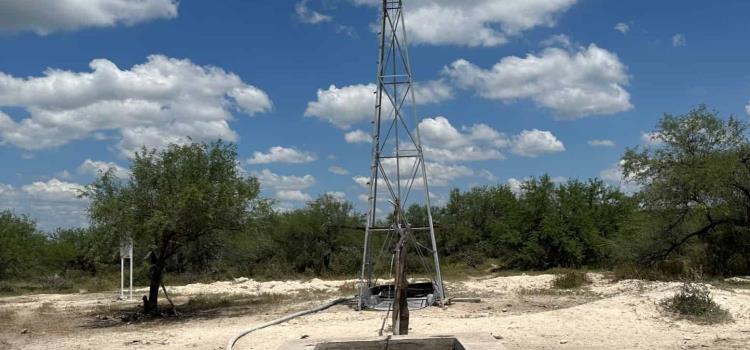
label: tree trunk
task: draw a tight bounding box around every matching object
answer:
[143,257,165,314]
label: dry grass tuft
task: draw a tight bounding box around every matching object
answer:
[660,282,732,324]
[552,270,589,289]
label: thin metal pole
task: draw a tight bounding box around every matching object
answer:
[129,244,133,300]
[120,258,124,299]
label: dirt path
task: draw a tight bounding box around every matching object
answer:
[1,274,749,349]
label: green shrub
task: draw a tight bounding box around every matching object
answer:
[552,270,589,289]
[613,261,690,281]
[660,282,731,324]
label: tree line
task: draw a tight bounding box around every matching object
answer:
[1,106,748,312]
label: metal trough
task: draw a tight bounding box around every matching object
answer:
[360,282,440,310]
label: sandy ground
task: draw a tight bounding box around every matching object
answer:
[1,273,749,349]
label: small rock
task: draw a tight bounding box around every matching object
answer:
[502,308,508,312]
[20,329,28,334]
[492,334,503,340]
[560,340,568,344]
[300,335,309,339]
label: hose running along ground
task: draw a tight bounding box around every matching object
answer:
[226,296,354,350]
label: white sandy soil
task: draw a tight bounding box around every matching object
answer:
[1,273,749,349]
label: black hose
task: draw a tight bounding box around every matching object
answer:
[226,296,355,350]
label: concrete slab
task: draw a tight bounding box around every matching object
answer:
[279,333,504,350]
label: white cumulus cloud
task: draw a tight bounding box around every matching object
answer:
[78,159,130,178]
[352,0,577,47]
[276,190,313,202]
[641,131,664,147]
[600,161,640,194]
[248,146,317,164]
[345,129,371,144]
[251,169,315,191]
[0,0,178,35]
[328,166,350,175]
[1,179,88,231]
[0,55,272,157]
[442,44,632,118]
[304,80,452,129]
[418,116,508,162]
[22,178,86,203]
[511,129,565,157]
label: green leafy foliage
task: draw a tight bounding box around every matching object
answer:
[438,176,634,269]
[85,140,260,312]
[0,211,45,279]
[622,105,750,275]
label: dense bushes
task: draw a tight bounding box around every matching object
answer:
[436,176,635,270]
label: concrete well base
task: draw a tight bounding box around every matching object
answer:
[279,333,504,350]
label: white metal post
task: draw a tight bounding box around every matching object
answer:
[120,258,124,299]
[129,244,133,299]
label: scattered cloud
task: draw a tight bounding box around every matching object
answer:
[351,0,578,47]
[304,84,374,129]
[326,191,347,202]
[344,129,371,144]
[335,24,357,37]
[0,179,89,231]
[357,193,369,203]
[614,22,630,34]
[56,170,72,180]
[328,166,349,175]
[588,139,615,147]
[0,55,272,157]
[304,81,452,129]
[672,33,686,47]
[0,0,178,35]
[511,129,565,157]
[426,162,474,186]
[478,169,498,181]
[413,80,454,104]
[251,169,315,191]
[276,190,313,202]
[78,159,130,178]
[507,178,524,195]
[22,178,85,202]
[419,116,508,162]
[248,146,317,164]
[442,44,632,118]
[541,34,572,48]
[295,0,332,24]
[641,131,664,147]
[600,161,640,194]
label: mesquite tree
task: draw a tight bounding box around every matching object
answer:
[86,141,259,314]
[622,105,750,274]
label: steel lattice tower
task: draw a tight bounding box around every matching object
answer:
[358,0,445,312]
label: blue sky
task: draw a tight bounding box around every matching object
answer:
[1,0,750,231]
